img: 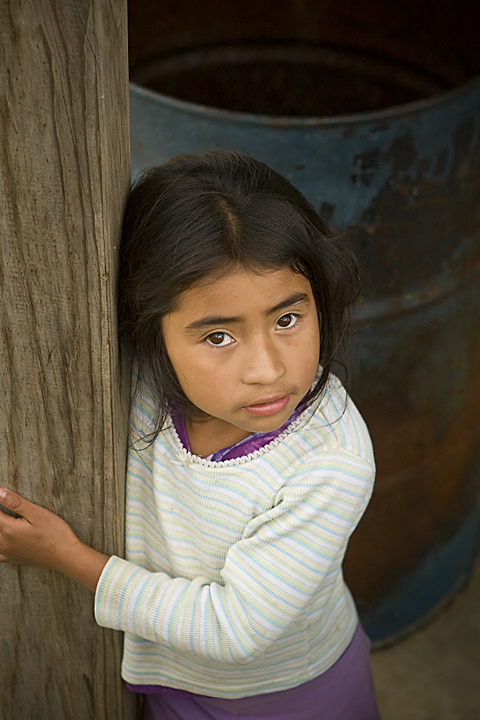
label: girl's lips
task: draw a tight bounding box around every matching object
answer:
[244,394,291,417]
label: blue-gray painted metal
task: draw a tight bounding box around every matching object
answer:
[130,78,478,230]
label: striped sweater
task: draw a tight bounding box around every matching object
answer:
[95,374,375,698]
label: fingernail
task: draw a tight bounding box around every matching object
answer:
[0,488,7,501]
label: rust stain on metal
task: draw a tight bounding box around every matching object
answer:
[345,138,480,609]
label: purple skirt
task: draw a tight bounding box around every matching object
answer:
[141,624,380,720]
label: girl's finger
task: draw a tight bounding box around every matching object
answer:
[0,488,30,520]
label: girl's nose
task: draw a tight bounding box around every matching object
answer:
[241,337,287,385]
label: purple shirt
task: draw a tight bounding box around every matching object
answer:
[173,406,304,462]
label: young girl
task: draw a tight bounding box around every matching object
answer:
[0,151,380,719]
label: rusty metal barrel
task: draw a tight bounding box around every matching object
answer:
[128,0,480,644]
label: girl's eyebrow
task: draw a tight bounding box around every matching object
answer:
[185,292,310,333]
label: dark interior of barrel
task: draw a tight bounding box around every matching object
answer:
[128,0,480,116]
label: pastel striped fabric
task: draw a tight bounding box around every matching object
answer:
[95,374,375,699]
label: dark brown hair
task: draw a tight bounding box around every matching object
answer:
[118,150,359,440]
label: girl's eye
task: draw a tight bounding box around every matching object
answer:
[276,313,298,329]
[205,332,234,347]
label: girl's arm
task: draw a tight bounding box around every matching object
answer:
[95,451,375,665]
[0,487,109,592]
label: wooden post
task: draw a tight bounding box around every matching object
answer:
[0,1,132,718]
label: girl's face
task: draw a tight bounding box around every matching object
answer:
[161,266,320,456]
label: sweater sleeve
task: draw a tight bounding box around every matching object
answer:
[95,450,374,665]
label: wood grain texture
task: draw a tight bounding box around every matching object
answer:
[0,1,133,717]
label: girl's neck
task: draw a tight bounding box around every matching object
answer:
[185,415,252,458]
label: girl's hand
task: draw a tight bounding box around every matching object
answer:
[0,487,78,570]
[0,487,110,592]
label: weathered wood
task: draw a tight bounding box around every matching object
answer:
[0,1,132,717]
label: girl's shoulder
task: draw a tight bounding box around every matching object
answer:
[279,374,375,469]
